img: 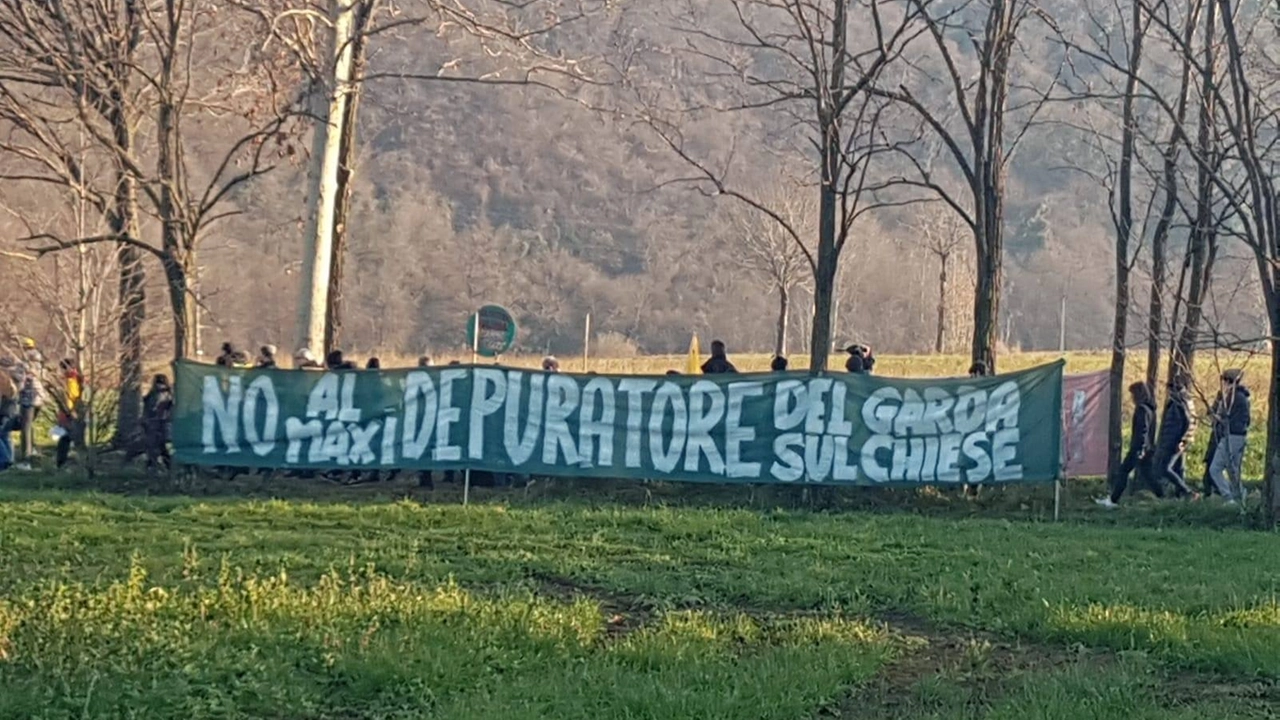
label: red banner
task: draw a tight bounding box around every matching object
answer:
[1062,371,1110,478]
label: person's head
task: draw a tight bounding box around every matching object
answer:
[448,360,462,366]
[1128,381,1153,407]
[967,361,988,378]
[325,349,345,368]
[294,348,316,366]
[417,355,433,368]
[541,356,560,372]
[666,369,680,375]
[20,337,35,352]
[1221,368,1244,390]
[710,340,727,358]
[59,358,75,372]
[152,373,169,390]
[260,344,277,359]
[365,357,381,370]
[771,355,788,371]
[220,342,233,355]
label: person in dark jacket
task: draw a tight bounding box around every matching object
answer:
[142,374,174,472]
[770,355,788,372]
[325,349,357,370]
[1097,382,1159,507]
[365,357,382,370]
[845,344,875,374]
[967,361,989,378]
[1208,369,1250,503]
[215,342,236,367]
[701,340,738,374]
[1153,379,1199,499]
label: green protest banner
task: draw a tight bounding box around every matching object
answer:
[172,360,1064,486]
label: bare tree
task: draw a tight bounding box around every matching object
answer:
[628,0,925,371]
[724,182,815,356]
[265,0,607,357]
[908,205,968,353]
[873,0,1058,372]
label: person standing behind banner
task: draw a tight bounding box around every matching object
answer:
[256,345,278,369]
[1208,369,1250,504]
[1153,379,1200,500]
[845,344,875,374]
[771,355,788,371]
[1096,382,1159,508]
[963,361,990,497]
[701,340,738,374]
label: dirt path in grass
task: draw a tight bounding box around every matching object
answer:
[524,574,1277,718]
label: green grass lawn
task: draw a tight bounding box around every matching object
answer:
[0,473,1277,719]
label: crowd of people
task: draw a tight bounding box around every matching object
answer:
[0,338,83,472]
[1097,370,1251,508]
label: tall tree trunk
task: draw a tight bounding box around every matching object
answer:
[935,253,948,353]
[297,0,358,358]
[774,285,790,357]
[811,186,838,372]
[110,0,145,446]
[1147,0,1196,391]
[156,5,189,360]
[324,0,372,354]
[1267,294,1280,524]
[972,186,1004,372]
[162,250,198,359]
[1169,0,1218,387]
[809,0,847,375]
[1109,0,1143,482]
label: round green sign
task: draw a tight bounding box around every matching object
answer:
[466,305,517,357]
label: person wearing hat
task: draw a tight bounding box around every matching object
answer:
[541,356,561,373]
[293,348,323,370]
[1208,369,1250,504]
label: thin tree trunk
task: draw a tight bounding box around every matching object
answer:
[1109,0,1143,482]
[774,285,790,357]
[297,0,358,357]
[1169,0,1218,387]
[935,253,948,353]
[1147,1,1197,391]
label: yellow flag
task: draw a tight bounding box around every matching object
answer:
[686,333,701,374]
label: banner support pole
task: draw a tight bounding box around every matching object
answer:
[1053,477,1062,522]
[464,311,481,506]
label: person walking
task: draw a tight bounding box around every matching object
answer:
[142,375,174,472]
[1153,379,1200,500]
[1096,382,1159,508]
[700,340,738,374]
[1208,369,1250,504]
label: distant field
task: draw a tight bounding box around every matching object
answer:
[0,477,1274,719]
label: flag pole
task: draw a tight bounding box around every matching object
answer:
[582,312,591,373]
